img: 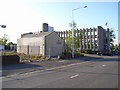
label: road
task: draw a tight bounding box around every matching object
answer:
[1,56,119,88]
[1,54,102,77]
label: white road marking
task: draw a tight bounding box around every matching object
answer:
[70,74,79,78]
[102,64,106,67]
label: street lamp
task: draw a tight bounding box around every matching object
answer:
[0,25,6,28]
[71,5,87,58]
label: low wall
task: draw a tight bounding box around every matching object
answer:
[0,55,20,66]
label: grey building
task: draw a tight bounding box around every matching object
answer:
[56,26,110,53]
[42,23,54,32]
[43,23,48,32]
[48,26,54,32]
[17,32,64,57]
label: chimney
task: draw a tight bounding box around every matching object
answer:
[43,23,48,32]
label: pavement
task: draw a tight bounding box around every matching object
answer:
[1,54,119,77]
[1,55,119,88]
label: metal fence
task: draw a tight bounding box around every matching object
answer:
[17,45,41,55]
[17,45,63,57]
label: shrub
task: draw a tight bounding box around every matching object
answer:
[84,49,92,54]
[32,58,38,60]
[81,49,86,53]
[36,55,42,58]
[40,56,46,59]
[30,55,36,58]
[18,53,50,61]
[75,51,80,55]
[11,50,17,53]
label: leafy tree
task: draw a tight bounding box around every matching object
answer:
[0,34,9,45]
[109,28,116,46]
[115,44,120,50]
[7,42,14,46]
[118,44,120,50]
[111,44,115,50]
[66,29,82,52]
[66,30,72,48]
[111,44,120,51]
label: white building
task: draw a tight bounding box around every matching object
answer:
[17,32,64,57]
[0,45,5,50]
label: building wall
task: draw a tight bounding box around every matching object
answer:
[45,32,64,57]
[17,37,45,55]
[48,26,54,32]
[97,26,104,51]
[17,32,64,56]
[56,26,110,52]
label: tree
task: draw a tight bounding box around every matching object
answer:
[7,42,14,46]
[113,44,120,50]
[0,34,9,45]
[109,28,116,46]
[118,44,120,50]
[66,29,82,52]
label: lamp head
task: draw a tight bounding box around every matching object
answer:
[84,6,87,8]
[0,25,6,28]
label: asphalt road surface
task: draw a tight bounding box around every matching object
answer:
[1,56,119,88]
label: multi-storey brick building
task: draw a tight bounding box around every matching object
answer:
[56,26,110,53]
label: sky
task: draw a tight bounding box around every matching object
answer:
[0,0,119,44]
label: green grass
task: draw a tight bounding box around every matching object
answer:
[2,50,17,55]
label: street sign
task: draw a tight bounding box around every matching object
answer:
[104,45,108,50]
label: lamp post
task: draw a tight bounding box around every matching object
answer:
[105,22,112,53]
[71,6,87,58]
